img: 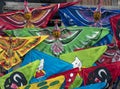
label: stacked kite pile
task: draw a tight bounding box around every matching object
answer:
[0,0,120,89]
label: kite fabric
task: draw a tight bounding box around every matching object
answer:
[96,43,120,65]
[0,60,40,89]
[48,68,81,89]
[110,14,120,49]
[59,6,120,27]
[79,61,120,88]
[59,6,120,45]
[4,26,109,57]
[0,1,80,30]
[75,82,106,89]
[0,35,48,70]
[20,49,73,83]
[60,45,107,68]
[18,76,65,89]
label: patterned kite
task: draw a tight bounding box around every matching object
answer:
[110,14,120,49]
[48,68,80,89]
[0,0,80,30]
[4,25,109,57]
[79,61,120,88]
[0,35,48,70]
[0,60,40,89]
[20,49,73,83]
[59,0,120,45]
[96,43,120,65]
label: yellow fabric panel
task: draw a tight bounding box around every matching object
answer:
[18,76,65,89]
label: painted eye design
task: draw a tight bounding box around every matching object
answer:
[87,67,112,88]
[4,72,27,89]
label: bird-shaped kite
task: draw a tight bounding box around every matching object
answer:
[4,24,109,57]
[0,0,81,30]
[0,35,48,70]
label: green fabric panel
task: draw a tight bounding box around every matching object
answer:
[0,60,40,89]
[60,45,107,68]
[70,75,83,89]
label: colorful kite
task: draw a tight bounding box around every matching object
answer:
[0,0,80,30]
[18,76,65,89]
[59,1,120,45]
[48,68,80,89]
[79,61,120,88]
[110,14,120,49]
[60,45,107,68]
[4,26,109,56]
[0,60,40,89]
[96,43,120,65]
[75,82,106,89]
[20,49,73,83]
[0,35,48,70]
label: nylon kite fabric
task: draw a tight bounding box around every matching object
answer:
[48,68,80,89]
[18,76,65,89]
[0,35,48,70]
[75,82,106,89]
[110,14,120,49]
[59,6,120,45]
[79,61,120,88]
[0,60,40,89]
[0,1,80,30]
[96,43,120,65]
[4,26,109,57]
[59,6,120,27]
[60,45,107,68]
[20,49,73,83]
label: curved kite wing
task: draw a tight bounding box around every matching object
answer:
[0,36,48,70]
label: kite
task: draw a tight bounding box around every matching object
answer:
[110,14,120,49]
[60,45,107,68]
[0,60,40,89]
[96,43,120,65]
[79,61,120,88]
[4,25,109,57]
[0,35,48,70]
[48,68,80,89]
[20,49,73,83]
[0,0,80,30]
[59,0,120,45]
[18,76,65,89]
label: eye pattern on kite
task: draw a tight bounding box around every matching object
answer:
[87,67,112,88]
[4,72,27,89]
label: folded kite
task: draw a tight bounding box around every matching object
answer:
[4,26,109,56]
[18,75,65,89]
[110,14,120,49]
[0,35,48,70]
[20,49,73,83]
[60,45,107,68]
[75,82,106,89]
[0,1,80,30]
[48,68,81,89]
[0,60,40,89]
[96,43,120,65]
[79,61,120,88]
